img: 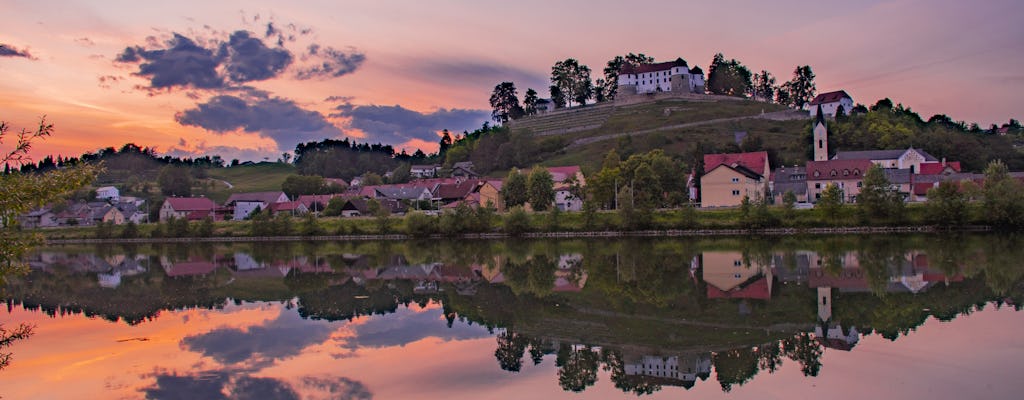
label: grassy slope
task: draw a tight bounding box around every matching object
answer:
[510,98,804,173]
[201,162,296,203]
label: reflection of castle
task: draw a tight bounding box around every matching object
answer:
[623,353,712,389]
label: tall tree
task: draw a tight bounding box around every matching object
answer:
[858,164,903,220]
[501,169,528,208]
[706,53,752,97]
[752,70,776,102]
[982,159,1024,227]
[489,81,525,124]
[786,65,816,109]
[602,53,655,101]
[551,58,593,108]
[522,88,539,116]
[527,167,555,212]
[439,129,453,156]
[157,165,192,196]
[549,85,566,109]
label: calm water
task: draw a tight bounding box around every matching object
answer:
[1,235,1023,399]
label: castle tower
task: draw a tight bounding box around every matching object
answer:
[813,105,829,161]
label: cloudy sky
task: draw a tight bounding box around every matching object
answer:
[2,0,1021,161]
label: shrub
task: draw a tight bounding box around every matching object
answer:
[404,212,436,238]
[503,206,531,236]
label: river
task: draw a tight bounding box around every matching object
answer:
[1,234,1022,399]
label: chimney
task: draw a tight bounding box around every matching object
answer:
[942,157,946,167]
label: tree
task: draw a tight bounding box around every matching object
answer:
[527,167,555,212]
[501,169,528,208]
[706,53,752,97]
[503,206,531,236]
[522,88,539,116]
[551,58,593,107]
[785,65,816,109]
[602,53,655,101]
[489,81,525,124]
[439,129,453,155]
[858,164,903,221]
[817,183,844,224]
[281,174,329,198]
[1,117,96,369]
[362,172,384,186]
[981,159,1024,228]
[775,82,792,106]
[782,190,797,220]
[925,180,967,226]
[549,85,566,109]
[157,165,192,196]
[752,70,776,102]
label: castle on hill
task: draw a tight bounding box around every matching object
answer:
[616,58,705,96]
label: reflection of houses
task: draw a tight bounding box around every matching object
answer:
[807,251,963,293]
[815,323,860,351]
[623,353,712,389]
[701,252,773,300]
[553,254,587,292]
[160,257,219,277]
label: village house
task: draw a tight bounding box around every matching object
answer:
[297,194,341,214]
[805,159,873,202]
[159,197,216,222]
[700,151,770,207]
[450,161,479,178]
[410,164,440,178]
[770,166,808,203]
[435,179,482,207]
[373,186,433,203]
[616,58,705,96]
[534,98,555,114]
[90,203,125,225]
[833,148,937,174]
[807,90,854,117]
[18,207,59,228]
[224,191,289,220]
[548,166,586,211]
[339,198,407,217]
[95,186,120,202]
[268,201,308,216]
[478,180,504,212]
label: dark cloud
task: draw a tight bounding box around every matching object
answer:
[97,75,123,89]
[295,45,365,79]
[332,102,488,144]
[116,33,224,89]
[347,306,491,349]
[0,43,35,59]
[176,94,342,148]
[411,59,547,90]
[140,371,369,400]
[180,310,335,366]
[222,30,292,83]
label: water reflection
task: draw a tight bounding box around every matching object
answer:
[2,235,1023,397]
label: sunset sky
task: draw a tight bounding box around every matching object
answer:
[2,0,1022,162]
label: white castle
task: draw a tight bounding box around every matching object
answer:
[617,58,705,96]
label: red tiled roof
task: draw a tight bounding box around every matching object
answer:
[619,60,688,75]
[225,191,286,205]
[806,159,874,181]
[436,179,482,200]
[706,277,771,300]
[913,182,937,196]
[704,152,768,176]
[165,197,216,212]
[297,194,340,208]
[269,201,304,212]
[809,90,852,105]
[544,166,582,183]
[185,210,214,221]
[918,162,961,175]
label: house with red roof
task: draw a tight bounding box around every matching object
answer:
[805,159,873,203]
[224,191,289,220]
[808,90,853,117]
[159,197,216,222]
[616,58,705,96]
[700,151,770,207]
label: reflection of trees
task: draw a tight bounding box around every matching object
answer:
[856,236,908,297]
[713,347,760,392]
[781,332,822,376]
[494,330,546,372]
[556,343,601,392]
[503,255,556,297]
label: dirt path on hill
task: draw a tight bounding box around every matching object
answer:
[564,109,806,149]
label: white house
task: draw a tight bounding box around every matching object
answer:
[833,148,938,174]
[225,191,289,220]
[410,165,440,178]
[617,58,705,95]
[95,186,120,202]
[534,98,556,114]
[808,90,854,117]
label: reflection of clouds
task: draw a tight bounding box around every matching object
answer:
[141,371,371,400]
[181,309,335,367]
[346,306,491,349]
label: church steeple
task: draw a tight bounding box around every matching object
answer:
[813,105,829,161]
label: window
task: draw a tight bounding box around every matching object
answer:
[734,260,742,266]
[857,181,863,188]
[731,177,739,183]
[815,183,821,189]
[843,169,850,176]
[830,169,837,177]
[814,170,821,178]
[734,273,742,278]
[732,190,740,196]
[818,139,823,149]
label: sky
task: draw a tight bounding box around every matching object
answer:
[1,0,1022,162]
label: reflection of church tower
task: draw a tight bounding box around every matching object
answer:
[817,286,832,322]
[813,105,829,161]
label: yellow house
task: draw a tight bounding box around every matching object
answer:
[478,180,504,212]
[701,152,769,207]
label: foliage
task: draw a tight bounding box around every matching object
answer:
[404,211,436,238]
[281,174,337,198]
[120,221,140,238]
[322,196,347,217]
[751,70,776,102]
[522,88,540,116]
[299,213,324,236]
[439,202,474,235]
[601,53,655,101]
[550,59,593,107]
[503,206,531,236]
[526,167,555,212]
[501,169,528,208]
[858,164,904,221]
[489,81,525,124]
[1,323,34,370]
[293,138,400,180]
[817,183,843,224]
[369,199,392,233]
[783,65,816,109]
[924,181,968,226]
[782,190,797,220]
[195,217,215,237]
[981,160,1024,228]
[157,165,192,196]
[706,53,752,97]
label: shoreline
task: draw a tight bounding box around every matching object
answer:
[44,224,992,245]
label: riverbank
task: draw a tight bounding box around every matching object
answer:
[36,203,992,244]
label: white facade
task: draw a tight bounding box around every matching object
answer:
[555,188,583,211]
[96,186,120,202]
[410,165,440,178]
[233,201,266,220]
[618,64,704,95]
